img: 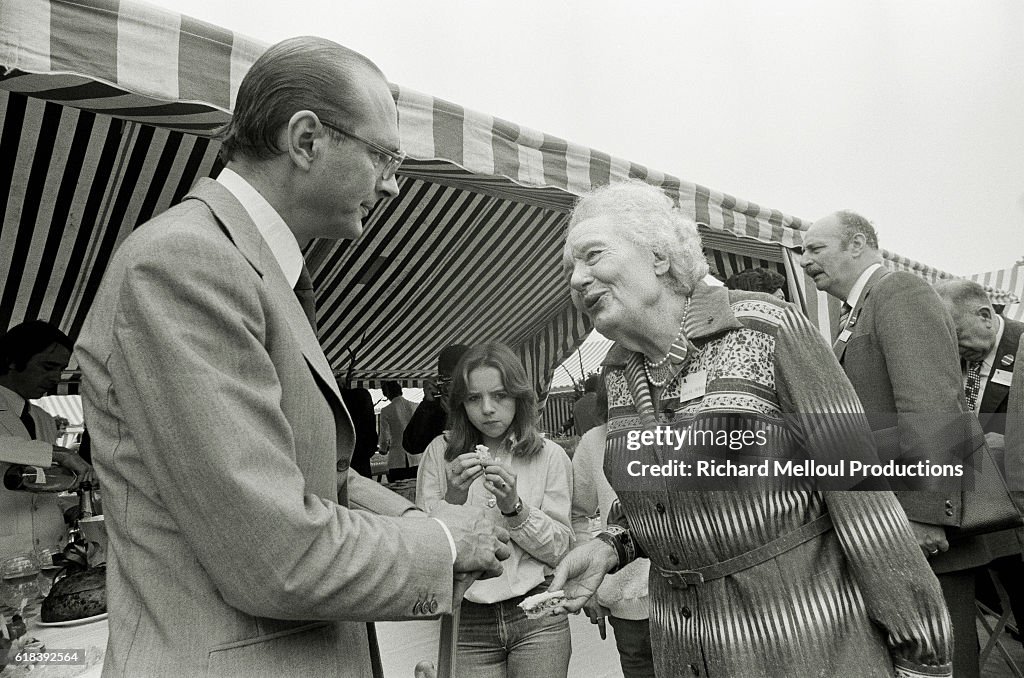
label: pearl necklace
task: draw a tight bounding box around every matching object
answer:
[643,299,691,387]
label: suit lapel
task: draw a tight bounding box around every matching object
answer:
[183,179,342,407]
[978,320,1022,420]
[833,268,888,364]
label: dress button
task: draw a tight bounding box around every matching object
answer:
[681,606,692,619]
[428,600,438,614]
[944,500,953,508]
[655,503,666,514]
[669,554,680,566]
[945,508,955,517]
[661,408,675,422]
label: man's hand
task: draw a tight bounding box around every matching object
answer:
[549,539,618,614]
[908,520,949,558]
[430,503,511,578]
[52,447,95,487]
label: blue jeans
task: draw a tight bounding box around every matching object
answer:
[456,582,571,678]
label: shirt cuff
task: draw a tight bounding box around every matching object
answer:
[432,517,458,564]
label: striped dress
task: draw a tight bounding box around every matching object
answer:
[601,285,953,678]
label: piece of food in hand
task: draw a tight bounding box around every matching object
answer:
[475,444,492,462]
[40,566,106,622]
[518,590,566,619]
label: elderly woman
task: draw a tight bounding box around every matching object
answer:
[550,180,953,678]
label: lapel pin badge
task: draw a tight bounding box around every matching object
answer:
[1001,354,1014,367]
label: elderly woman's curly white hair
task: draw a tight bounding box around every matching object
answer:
[566,179,709,295]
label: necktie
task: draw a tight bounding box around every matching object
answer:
[838,302,852,332]
[20,401,37,440]
[964,361,982,412]
[294,264,317,331]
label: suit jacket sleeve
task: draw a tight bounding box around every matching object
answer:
[875,276,971,524]
[109,236,453,621]
[0,437,53,467]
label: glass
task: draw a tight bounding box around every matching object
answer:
[1,554,41,620]
[320,121,406,180]
[34,547,64,598]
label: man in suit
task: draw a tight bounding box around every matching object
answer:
[936,279,1024,645]
[801,210,987,677]
[1,320,92,560]
[403,343,470,463]
[76,37,510,677]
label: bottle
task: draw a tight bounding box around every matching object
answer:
[2,464,78,493]
[588,507,602,535]
[77,481,95,519]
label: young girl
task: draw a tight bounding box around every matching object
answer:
[415,343,574,678]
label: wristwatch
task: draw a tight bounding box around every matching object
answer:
[501,497,523,517]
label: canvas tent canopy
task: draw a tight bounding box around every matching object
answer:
[1,0,1018,400]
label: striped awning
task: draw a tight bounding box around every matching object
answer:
[18,0,982,397]
[970,264,1024,322]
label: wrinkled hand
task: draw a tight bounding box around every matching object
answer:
[549,539,618,614]
[583,597,610,640]
[909,520,949,558]
[483,460,518,514]
[52,447,95,487]
[430,503,511,578]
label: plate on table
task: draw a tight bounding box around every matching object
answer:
[36,612,108,627]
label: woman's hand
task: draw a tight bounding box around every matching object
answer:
[443,452,484,504]
[483,460,518,514]
[549,540,618,614]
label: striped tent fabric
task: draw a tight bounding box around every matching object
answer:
[5,0,984,398]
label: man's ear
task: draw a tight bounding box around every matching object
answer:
[652,249,671,276]
[847,232,868,257]
[284,110,321,171]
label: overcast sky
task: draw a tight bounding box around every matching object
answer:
[160,0,1023,276]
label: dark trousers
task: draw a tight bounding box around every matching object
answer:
[939,568,980,678]
[607,616,655,678]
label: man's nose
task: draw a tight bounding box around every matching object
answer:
[379,173,400,199]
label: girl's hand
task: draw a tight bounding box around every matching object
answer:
[445,453,485,503]
[483,461,518,514]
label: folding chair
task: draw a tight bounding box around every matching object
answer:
[977,567,1024,677]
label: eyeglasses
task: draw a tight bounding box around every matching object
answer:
[320,121,406,180]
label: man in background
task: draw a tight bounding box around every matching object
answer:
[403,343,470,462]
[572,373,602,436]
[379,380,416,482]
[0,320,92,560]
[801,210,988,677]
[936,279,1024,646]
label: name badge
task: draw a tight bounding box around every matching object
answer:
[679,370,708,402]
[991,369,1014,387]
[837,329,853,343]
